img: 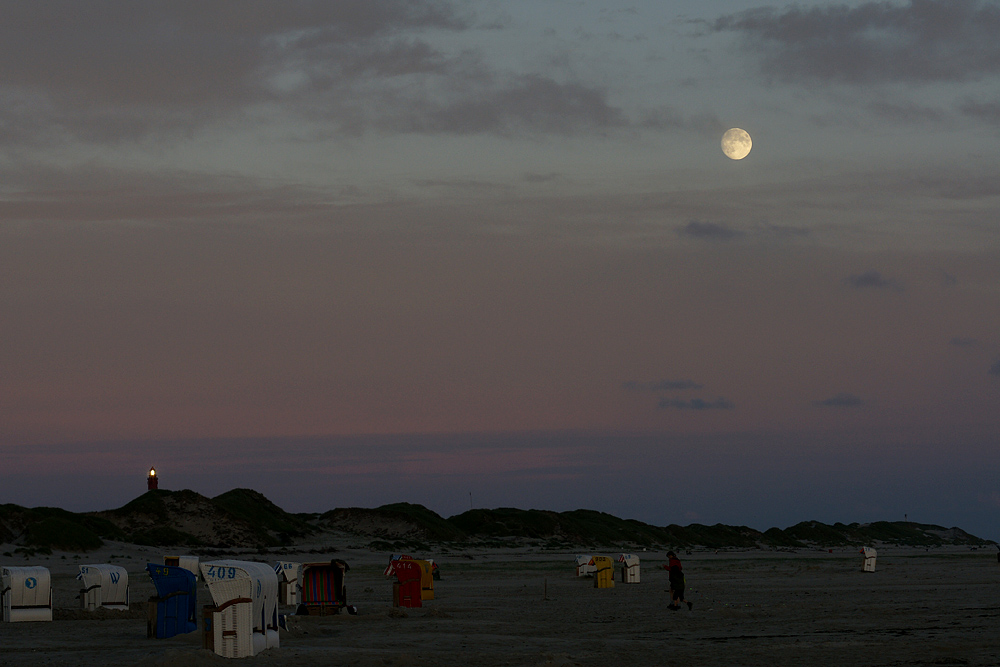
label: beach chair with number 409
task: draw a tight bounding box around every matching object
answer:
[200,560,280,659]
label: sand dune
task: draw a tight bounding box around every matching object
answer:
[3,490,990,554]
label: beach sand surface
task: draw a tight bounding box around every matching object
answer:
[1,542,998,666]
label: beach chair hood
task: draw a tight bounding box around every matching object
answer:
[2,566,52,622]
[146,563,197,638]
[77,564,129,610]
[201,559,280,653]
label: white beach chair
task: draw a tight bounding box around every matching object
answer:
[1,566,52,622]
[77,564,129,611]
[200,560,279,658]
[862,547,877,572]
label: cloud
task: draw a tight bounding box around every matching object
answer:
[658,397,735,411]
[813,393,865,408]
[960,99,1000,124]
[0,2,636,143]
[0,163,340,223]
[869,101,948,124]
[846,270,894,289]
[623,379,704,392]
[1,2,469,102]
[678,220,742,241]
[990,360,1000,376]
[713,0,1000,84]
[637,107,725,138]
[757,223,811,239]
[930,176,1000,200]
[377,74,629,136]
[0,1,474,142]
[522,172,560,184]
[948,337,979,348]
[411,178,512,192]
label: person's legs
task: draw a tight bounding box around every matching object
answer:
[675,586,691,610]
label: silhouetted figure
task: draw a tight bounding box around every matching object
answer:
[666,551,692,611]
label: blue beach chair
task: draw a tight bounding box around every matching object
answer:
[145,563,197,638]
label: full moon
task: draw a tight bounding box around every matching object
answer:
[721,127,752,160]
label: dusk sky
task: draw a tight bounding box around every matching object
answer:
[2,0,999,540]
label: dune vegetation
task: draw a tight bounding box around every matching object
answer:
[0,491,991,553]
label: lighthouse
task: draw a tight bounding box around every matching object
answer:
[147,467,158,491]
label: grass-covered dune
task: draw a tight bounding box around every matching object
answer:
[1,490,992,552]
[2,488,316,552]
[322,502,467,542]
[0,504,125,553]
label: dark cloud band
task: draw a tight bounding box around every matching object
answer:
[714,0,1000,84]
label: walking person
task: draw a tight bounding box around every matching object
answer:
[666,551,692,611]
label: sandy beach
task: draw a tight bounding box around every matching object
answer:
[2,540,998,667]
